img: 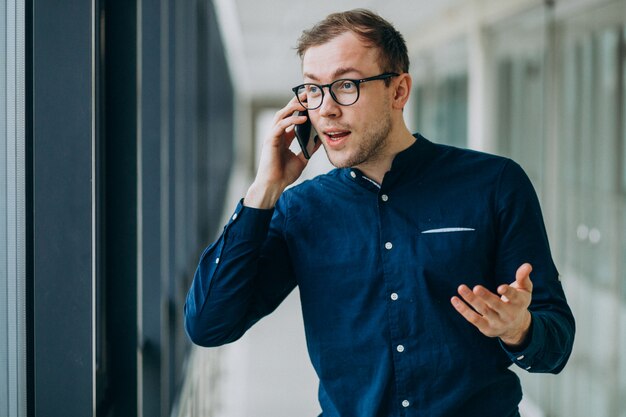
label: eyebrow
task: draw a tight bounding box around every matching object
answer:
[303,67,364,82]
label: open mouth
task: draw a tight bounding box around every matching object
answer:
[324,130,351,144]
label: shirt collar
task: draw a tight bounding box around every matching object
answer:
[343,133,436,189]
[388,133,434,176]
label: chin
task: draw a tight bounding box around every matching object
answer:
[325,149,353,169]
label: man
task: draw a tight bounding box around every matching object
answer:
[185,9,575,417]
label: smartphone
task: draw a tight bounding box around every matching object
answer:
[294,110,318,159]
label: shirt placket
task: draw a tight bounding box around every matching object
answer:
[377,184,413,415]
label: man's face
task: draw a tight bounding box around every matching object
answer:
[301,31,394,169]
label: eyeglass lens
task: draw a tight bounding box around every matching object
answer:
[296,79,359,109]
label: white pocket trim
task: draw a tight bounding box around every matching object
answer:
[421,227,475,234]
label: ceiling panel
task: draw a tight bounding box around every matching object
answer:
[226,0,464,100]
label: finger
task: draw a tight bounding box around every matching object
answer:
[472,285,525,321]
[497,284,513,303]
[497,284,530,305]
[274,96,306,124]
[514,263,533,292]
[272,114,307,139]
[457,285,496,318]
[285,120,301,134]
[472,285,508,313]
[451,296,485,328]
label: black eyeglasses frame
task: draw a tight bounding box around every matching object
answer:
[291,72,400,110]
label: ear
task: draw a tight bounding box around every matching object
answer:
[391,73,412,110]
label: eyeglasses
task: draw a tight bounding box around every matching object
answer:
[291,72,399,110]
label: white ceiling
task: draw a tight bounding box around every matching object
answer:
[215,0,464,101]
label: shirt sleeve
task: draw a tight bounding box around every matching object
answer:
[184,196,297,347]
[493,160,575,374]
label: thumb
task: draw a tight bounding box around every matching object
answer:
[514,263,533,292]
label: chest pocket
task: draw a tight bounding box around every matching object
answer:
[417,226,487,275]
[414,226,493,299]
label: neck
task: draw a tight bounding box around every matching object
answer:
[355,125,415,184]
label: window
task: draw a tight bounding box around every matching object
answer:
[0,1,27,416]
[411,39,469,147]
[489,6,547,194]
[490,3,626,416]
[413,75,468,148]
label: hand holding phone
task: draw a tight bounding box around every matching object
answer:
[294,110,318,159]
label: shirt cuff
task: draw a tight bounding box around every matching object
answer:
[499,311,545,371]
[225,198,275,241]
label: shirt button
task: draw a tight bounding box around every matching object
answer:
[215,257,220,264]
[381,194,389,202]
[397,345,405,353]
[350,171,357,178]
[385,242,393,250]
[402,400,410,408]
[232,213,238,221]
[517,355,525,361]
[390,293,398,301]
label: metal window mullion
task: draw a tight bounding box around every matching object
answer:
[4,0,26,416]
[6,0,18,414]
[15,0,25,413]
[0,0,8,413]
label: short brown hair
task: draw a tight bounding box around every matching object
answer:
[296,9,409,75]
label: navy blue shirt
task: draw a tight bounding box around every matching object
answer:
[185,135,575,417]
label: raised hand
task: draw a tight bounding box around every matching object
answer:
[451,263,533,348]
[244,96,322,209]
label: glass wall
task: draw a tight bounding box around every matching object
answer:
[490,2,626,416]
[0,0,236,415]
[95,0,235,415]
[491,7,547,194]
[411,40,469,147]
[0,1,27,416]
[553,5,625,416]
[495,57,545,183]
[413,74,468,147]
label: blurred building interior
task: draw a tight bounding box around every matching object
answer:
[1,0,625,416]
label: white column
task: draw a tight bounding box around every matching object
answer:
[466,15,493,152]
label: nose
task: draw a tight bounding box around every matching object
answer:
[317,89,341,118]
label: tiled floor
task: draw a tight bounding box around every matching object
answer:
[214,289,321,417]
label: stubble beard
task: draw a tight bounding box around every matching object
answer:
[325,108,393,169]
